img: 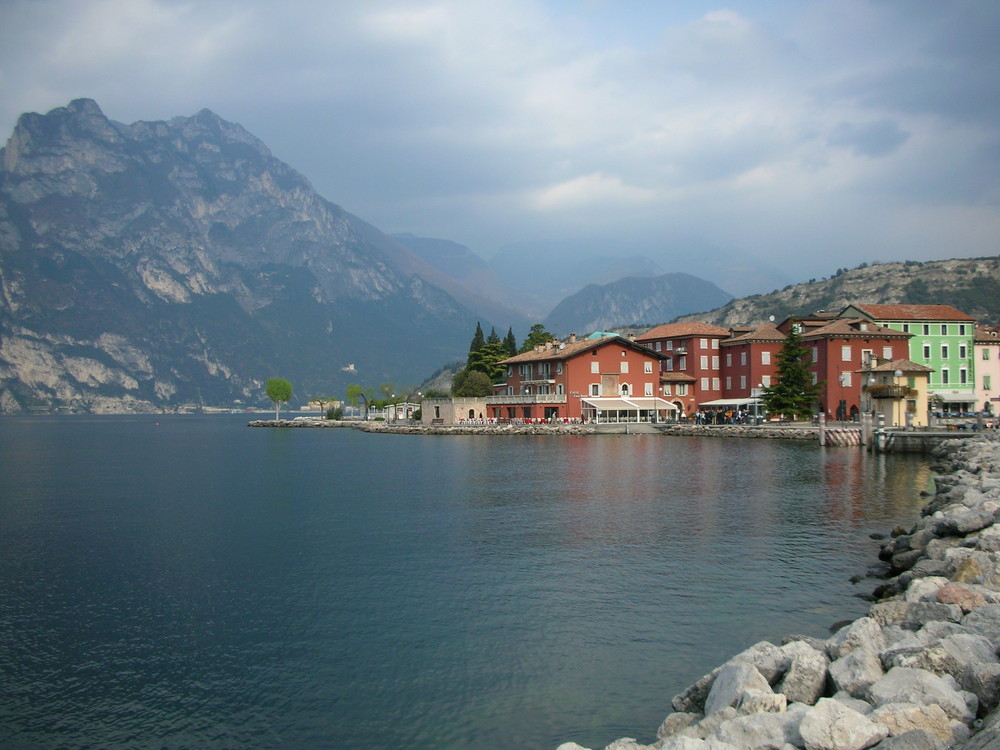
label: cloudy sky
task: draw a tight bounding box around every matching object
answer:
[2,0,999,294]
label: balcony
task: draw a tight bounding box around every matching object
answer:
[486,394,568,405]
[866,384,917,399]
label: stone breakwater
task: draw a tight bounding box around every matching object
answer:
[247,419,596,435]
[659,425,818,440]
[559,435,1000,750]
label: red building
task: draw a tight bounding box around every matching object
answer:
[635,322,730,416]
[489,334,673,423]
[719,322,786,402]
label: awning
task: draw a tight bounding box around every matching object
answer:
[582,397,677,412]
[697,398,763,408]
[931,391,976,403]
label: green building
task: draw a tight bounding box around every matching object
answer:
[841,304,977,414]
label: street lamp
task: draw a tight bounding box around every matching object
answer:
[894,369,904,427]
[838,373,848,423]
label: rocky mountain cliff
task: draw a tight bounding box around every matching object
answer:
[0,99,505,413]
[543,273,733,336]
[674,256,1000,328]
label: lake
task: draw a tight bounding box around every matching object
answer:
[0,415,932,749]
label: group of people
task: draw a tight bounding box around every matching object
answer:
[694,408,753,425]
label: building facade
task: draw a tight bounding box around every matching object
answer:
[975,326,1000,416]
[636,322,730,415]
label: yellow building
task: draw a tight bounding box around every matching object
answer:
[860,358,934,427]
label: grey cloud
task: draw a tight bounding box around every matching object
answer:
[827,119,910,157]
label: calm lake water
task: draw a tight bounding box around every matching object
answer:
[0,415,933,749]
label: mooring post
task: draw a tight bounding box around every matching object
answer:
[818,412,827,446]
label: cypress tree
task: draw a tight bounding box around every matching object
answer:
[468,322,485,366]
[486,326,501,345]
[761,322,823,420]
[503,327,517,357]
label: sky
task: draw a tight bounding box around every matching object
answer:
[1,0,999,294]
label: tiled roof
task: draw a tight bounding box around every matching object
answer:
[975,325,1000,343]
[848,304,975,322]
[801,318,911,340]
[659,372,697,383]
[865,358,934,373]
[637,322,731,341]
[499,334,664,364]
[722,322,786,343]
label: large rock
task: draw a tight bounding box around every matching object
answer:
[865,666,976,723]
[798,698,888,750]
[829,648,884,698]
[874,729,947,750]
[869,601,963,629]
[707,710,804,750]
[671,642,783,713]
[827,618,886,660]
[704,662,772,715]
[962,604,1000,648]
[776,641,829,705]
[869,702,970,744]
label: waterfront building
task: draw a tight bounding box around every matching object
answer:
[795,318,912,422]
[718,322,785,405]
[841,304,977,414]
[489,334,674,423]
[861,358,935,428]
[635,322,730,417]
[974,325,1000,416]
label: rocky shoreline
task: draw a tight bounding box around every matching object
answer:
[247,418,596,435]
[559,435,1000,750]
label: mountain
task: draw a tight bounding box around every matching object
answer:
[673,257,1000,328]
[390,233,538,325]
[0,99,506,413]
[543,273,734,336]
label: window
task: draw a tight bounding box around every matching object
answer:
[665,360,674,372]
[984,348,990,360]
[923,344,931,360]
[700,377,709,390]
[903,324,910,332]
[712,355,719,369]
[959,345,967,359]
[812,372,818,384]
[842,345,852,362]
[762,376,771,387]
[712,378,720,391]
[644,361,652,373]
[812,347,819,362]
[712,339,719,349]
[663,384,672,396]
[960,368,968,384]
[621,361,629,374]
[591,384,600,396]
[942,368,950,384]
[740,352,747,366]
[700,355,708,369]
[654,342,661,351]
[840,372,852,386]
[880,347,891,359]
[942,344,949,360]
[507,387,513,395]
[960,325,967,335]
[985,375,992,391]
[507,366,512,376]
[761,351,770,366]
[591,361,599,374]
[644,382,653,396]
[557,384,564,395]
[726,353,732,367]
[700,338,708,349]
[941,324,948,335]
[556,362,563,374]
[677,384,688,396]
[679,356,687,370]
[923,324,930,335]
[725,376,732,390]
[665,341,673,351]
[740,375,747,390]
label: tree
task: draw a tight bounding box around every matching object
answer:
[452,369,493,397]
[761,323,822,420]
[347,384,375,420]
[486,326,501,345]
[266,378,293,420]
[309,394,334,417]
[466,340,508,382]
[468,322,485,364]
[503,327,517,357]
[519,323,554,353]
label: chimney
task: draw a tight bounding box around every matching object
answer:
[627,333,636,341]
[569,333,577,343]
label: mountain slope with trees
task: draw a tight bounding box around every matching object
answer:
[674,257,1000,328]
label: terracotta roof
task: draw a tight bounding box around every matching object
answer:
[499,334,664,364]
[864,358,935,374]
[801,318,911,340]
[637,322,731,341]
[721,322,786,344]
[847,304,975,322]
[659,372,697,383]
[975,325,1000,344]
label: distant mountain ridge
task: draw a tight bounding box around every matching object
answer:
[0,99,514,413]
[543,273,734,336]
[673,257,1000,328]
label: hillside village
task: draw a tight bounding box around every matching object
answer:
[422,303,1000,429]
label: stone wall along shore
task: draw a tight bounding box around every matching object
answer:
[559,434,1000,750]
[247,418,596,435]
